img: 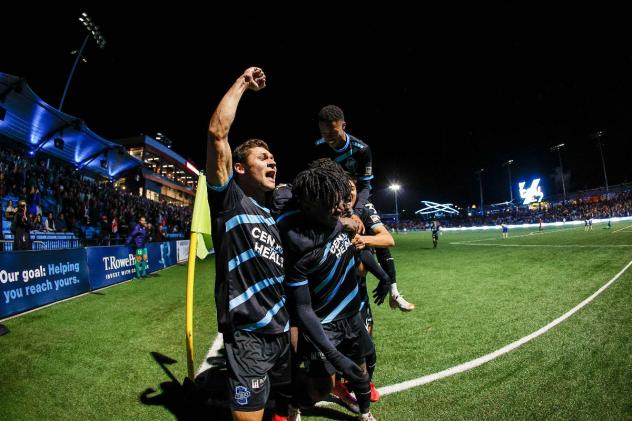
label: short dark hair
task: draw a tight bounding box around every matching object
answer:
[233,138,270,164]
[318,105,345,122]
[293,158,351,210]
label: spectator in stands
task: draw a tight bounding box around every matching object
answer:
[0,170,5,198]
[4,200,16,221]
[56,212,67,232]
[32,214,44,231]
[99,214,110,245]
[111,213,119,243]
[12,200,32,251]
[44,212,56,232]
[27,186,41,216]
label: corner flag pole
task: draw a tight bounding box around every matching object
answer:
[185,233,197,379]
[186,173,213,380]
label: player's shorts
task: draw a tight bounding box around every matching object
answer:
[135,247,147,257]
[302,312,375,376]
[224,330,291,411]
[360,298,373,329]
[432,233,439,240]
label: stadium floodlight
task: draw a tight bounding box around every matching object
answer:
[550,143,567,201]
[389,184,401,224]
[591,130,609,193]
[60,12,106,111]
[502,159,514,202]
[474,169,485,213]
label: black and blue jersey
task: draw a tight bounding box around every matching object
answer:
[277,211,360,324]
[315,133,373,208]
[208,174,289,335]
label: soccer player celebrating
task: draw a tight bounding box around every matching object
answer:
[126,216,149,278]
[346,178,400,403]
[315,105,373,209]
[278,160,377,421]
[206,67,293,421]
[315,105,412,311]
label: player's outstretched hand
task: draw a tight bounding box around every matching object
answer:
[372,280,391,305]
[329,352,368,385]
[243,67,266,91]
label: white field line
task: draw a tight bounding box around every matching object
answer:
[452,226,581,244]
[376,256,632,397]
[199,257,632,409]
[613,223,632,233]
[450,243,632,248]
[196,332,224,376]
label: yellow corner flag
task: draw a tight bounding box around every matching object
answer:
[191,173,213,258]
[185,173,213,380]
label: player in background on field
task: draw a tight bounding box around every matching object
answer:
[431,220,441,248]
[126,216,149,278]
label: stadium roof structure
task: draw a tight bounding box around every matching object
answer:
[0,72,142,179]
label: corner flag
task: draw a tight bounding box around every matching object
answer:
[185,173,213,380]
[190,174,213,258]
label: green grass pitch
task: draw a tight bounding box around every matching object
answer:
[1,221,631,420]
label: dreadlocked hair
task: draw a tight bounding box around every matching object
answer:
[293,158,351,211]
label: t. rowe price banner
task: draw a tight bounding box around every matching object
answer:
[86,242,179,290]
[86,245,138,290]
[0,249,90,319]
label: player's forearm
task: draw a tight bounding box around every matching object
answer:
[208,75,249,140]
[295,303,338,357]
[358,232,394,248]
[205,75,249,177]
[291,286,338,357]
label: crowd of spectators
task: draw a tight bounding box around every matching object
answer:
[383,189,632,230]
[0,144,192,246]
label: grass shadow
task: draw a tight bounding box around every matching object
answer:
[139,351,232,420]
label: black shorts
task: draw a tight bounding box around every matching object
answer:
[224,330,291,411]
[302,312,375,376]
[432,233,439,240]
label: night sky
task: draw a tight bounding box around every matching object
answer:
[3,5,631,217]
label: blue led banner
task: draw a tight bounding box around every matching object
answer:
[0,249,90,319]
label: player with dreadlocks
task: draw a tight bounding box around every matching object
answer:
[277,158,377,421]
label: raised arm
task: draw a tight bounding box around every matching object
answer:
[206,67,267,186]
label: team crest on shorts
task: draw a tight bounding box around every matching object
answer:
[234,385,251,405]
